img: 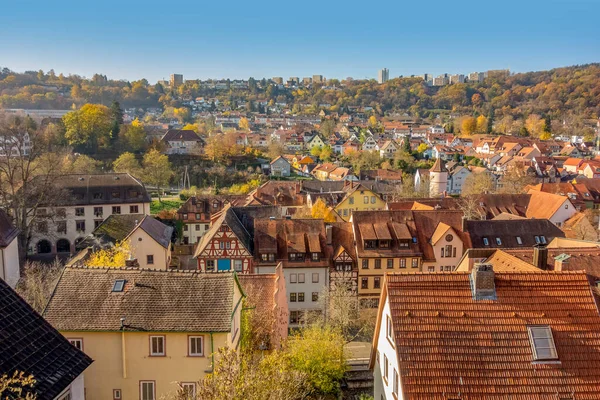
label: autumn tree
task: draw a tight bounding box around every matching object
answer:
[457,196,487,220]
[461,171,495,196]
[320,145,333,162]
[498,162,535,194]
[67,154,102,174]
[525,114,546,138]
[461,117,477,136]
[238,117,250,131]
[122,120,147,152]
[85,241,132,268]
[113,152,142,177]
[475,115,488,134]
[0,371,36,400]
[266,141,285,159]
[62,103,113,152]
[310,198,337,222]
[16,259,63,313]
[319,119,336,138]
[143,149,173,202]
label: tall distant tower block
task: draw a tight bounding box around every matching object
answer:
[170,74,183,87]
[429,158,448,197]
[378,68,389,84]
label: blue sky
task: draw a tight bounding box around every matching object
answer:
[1,0,598,82]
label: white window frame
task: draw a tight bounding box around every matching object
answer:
[188,336,204,357]
[150,335,165,356]
[68,338,83,351]
[180,382,196,399]
[113,389,122,400]
[312,273,319,283]
[516,236,522,245]
[290,273,297,283]
[527,325,558,361]
[233,259,243,272]
[495,237,502,245]
[140,381,155,400]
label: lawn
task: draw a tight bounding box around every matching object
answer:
[150,199,183,215]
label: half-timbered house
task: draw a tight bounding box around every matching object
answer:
[194,206,254,273]
[330,222,358,293]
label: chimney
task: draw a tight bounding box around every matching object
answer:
[553,253,570,271]
[471,263,496,300]
[125,258,139,268]
[532,244,548,270]
[295,182,301,195]
[325,224,333,245]
[462,216,467,232]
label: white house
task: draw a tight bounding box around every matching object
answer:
[0,131,31,157]
[270,156,292,177]
[0,210,20,288]
[161,129,205,155]
[446,165,471,195]
[379,140,399,159]
[28,173,151,256]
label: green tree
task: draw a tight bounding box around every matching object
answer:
[69,154,102,174]
[62,104,112,151]
[109,100,124,145]
[122,123,147,152]
[487,107,495,133]
[320,145,333,162]
[113,152,142,177]
[143,149,173,202]
[319,119,336,138]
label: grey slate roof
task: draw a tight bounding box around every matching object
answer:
[44,268,239,332]
[88,214,173,249]
[0,279,92,399]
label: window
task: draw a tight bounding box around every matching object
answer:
[234,260,242,272]
[412,258,418,268]
[371,196,376,204]
[312,292,318,302]
[349,197,354,205]
[311,252,320,261]
[195,224,200,231]
[129,189,139,198]
[113,389,121,400]
[386,315,393,340]
[57,208,67,218]
[57,221,67,234]
[219,242,225,249]
[375,259,381,269]
[188,336,204,356]
[112,279,126,292]
[400,259,406,268]
[298,292,305,302]
[195,213,201,219]
[527,326,558,361]
[445,245,452,257]
[298,273,305,283]
[441,248,444,258]
[226,241,231,249]
[112,206,121,214]
[57,391,71,400]
[428,266,435,272]
[183,213,188,220]
[290,273,297,283]
[290,293,297,302]
[496,237,502,245]
[75,207,84,216]
[483,237,489,246]
[312,273,319,283]
[68,338,83,350]
[76,220,86,232]
[361,277,368,289]
[387,259,394,269]
[150,336,165,356]
[290,311,301,324]
[206,260,215,271]
[111,190,121,199]
[362,259,369,269]
[180,383,196,399]
[565,204,569,209]
[94,220,103,229]
[183,225,189,231]
[364,240,376,249]
[374,277,381,289]
[205,224,210,230]
[93,207,103,217]
[383,354,389,383]
[393,369,399,396]
[140,381,155,400]
[130,205,139,213]
[540,235,547,244]
[535,236,541,244]
[37,221,48,233]
[147,255,154,265]
[379,240,390,248]
[516,236,523,245]
[363,196,369,204]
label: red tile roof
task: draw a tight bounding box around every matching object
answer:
[378,271,600,399]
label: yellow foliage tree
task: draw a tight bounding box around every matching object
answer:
[238,117,250,131]
[476,115,488,133]
[311,198,337,222]
[525,114,546,137]
[131,118,143,127]
[181,123,198,132]
[85,241,132,268]
[368,115,378,129]
[461,117,477,136]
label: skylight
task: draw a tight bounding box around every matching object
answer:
[516,236,522,245]
[527,326,558,361]
[112,279,126,292]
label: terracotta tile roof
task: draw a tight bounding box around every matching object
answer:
[44,268,239,332]
[381,271,600,399]
[1,279,92,399]
[0,209,18,247]
[466,219,565,248]
[330,222,356,260]
[430,222,451,245]
[505,247,600,279]
[429,158,447,172]
[526,189,571,219]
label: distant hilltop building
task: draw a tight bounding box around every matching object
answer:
[486,69,510,78]
[272,77,283,85]
[312,75,325,84]
[469,72,485,83]
[378,68,389,84]
[170,73,183,87]
[302,77,312,85]
[450,74,465,84]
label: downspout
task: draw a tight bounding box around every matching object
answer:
[210,332,215,372]
[120,318,127,379]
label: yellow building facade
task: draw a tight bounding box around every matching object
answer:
[335,187,387,222]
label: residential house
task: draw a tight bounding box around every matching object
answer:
[306,134,326,150]
[194,205,254,273]
[362,136,380,152]
[329,166,354,181]
[581,160,600,179]
[562,157,584,173]
[44,268,243,400]
[0,210,19,288]
[245,181,305,214]
[371,267,600,399]
[161,129,205,155]
[334,182,387,221]
[0,130,31,157]
[359,169,403,184]
[379,140,399,159]
[465,219,565,248]
[311,163,339,181]
[1,278,92,399]
[253,218,331,327]
[351,210,470,305]
[175,197,230,245]
[446,164,471,195]
[330,222,358,293]
[76,214,173,269]
[526,189,577,227]
[29,173,151,256]
[270,155,292,177]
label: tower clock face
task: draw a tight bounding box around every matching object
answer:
[445,234,454,242]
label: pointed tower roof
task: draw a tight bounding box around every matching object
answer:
[430,158,447,173]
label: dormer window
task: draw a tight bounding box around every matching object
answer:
[534,236,540,244]
[540,235,547,244]
[379,240,390,249]
[311,253,320,261]
[364,240,376,249]
[527,325,558,361]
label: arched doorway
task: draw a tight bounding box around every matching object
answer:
[36,240,52,254]
[56,239,71,253]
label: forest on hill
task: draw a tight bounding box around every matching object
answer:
[0,64,598,122]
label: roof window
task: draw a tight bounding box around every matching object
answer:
[527,325,558,361]
[483,237,489,246]
[112,279,126,292]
